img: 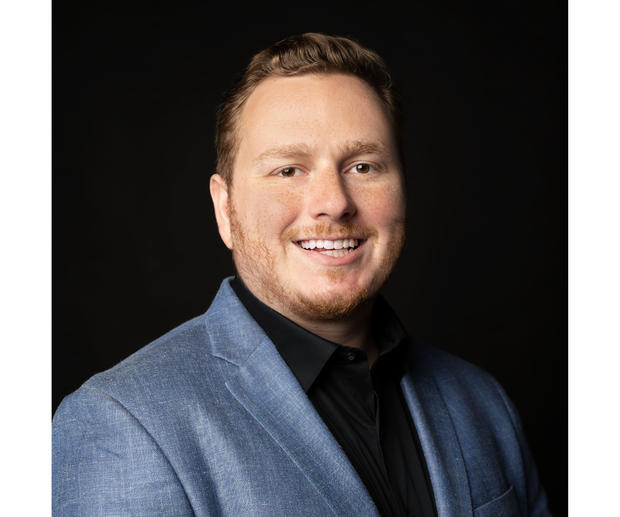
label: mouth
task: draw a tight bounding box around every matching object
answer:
[295,238,364,258]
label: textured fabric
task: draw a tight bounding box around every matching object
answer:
[53,277,551,516]
[231,275,436,517]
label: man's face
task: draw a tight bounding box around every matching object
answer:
[211,73,406,322]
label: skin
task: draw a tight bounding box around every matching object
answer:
[210,73,406,361]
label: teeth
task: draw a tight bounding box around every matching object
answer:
[298,238,359,251]
[320,249,351,257]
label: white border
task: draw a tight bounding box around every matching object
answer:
[569,0,620,513]
[3,1,612,514]
[0,1,51,514]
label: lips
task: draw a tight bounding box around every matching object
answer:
[298,238,359,250]
[295,238,363,258]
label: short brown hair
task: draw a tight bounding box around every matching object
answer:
[215,33,402,184]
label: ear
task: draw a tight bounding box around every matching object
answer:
[209,173,233,250]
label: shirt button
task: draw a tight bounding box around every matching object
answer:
[344,351,356,361]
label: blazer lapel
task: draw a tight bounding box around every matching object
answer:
[224,336,379,516]
[401,366,473,517]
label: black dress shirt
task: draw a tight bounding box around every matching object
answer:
[231,277,437,517]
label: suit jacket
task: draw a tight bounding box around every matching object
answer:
[53,277,551,516]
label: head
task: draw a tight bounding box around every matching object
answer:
[210,33,406,324]
[215,33,404,186]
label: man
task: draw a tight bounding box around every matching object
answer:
[53,33,550,516]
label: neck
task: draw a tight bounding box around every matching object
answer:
[294,303,379,366]
[269,294,379,365]
[234,275,380,365]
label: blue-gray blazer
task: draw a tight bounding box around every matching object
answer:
[53,278,551,516]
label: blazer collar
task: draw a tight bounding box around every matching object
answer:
[400,345,473,517]
[204,278,380,516]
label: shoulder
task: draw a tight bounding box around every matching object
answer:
[409,342,521,431]
[52,311,221,452]
[51,317,209,516]
[75,313,218,408]
[413,343,510,395]
[52,281,248,515]
[55,278,255,418]
[97,313,213,384]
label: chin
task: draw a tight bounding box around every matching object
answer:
[290,282,372,321]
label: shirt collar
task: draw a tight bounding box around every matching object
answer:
[230,276,409,392]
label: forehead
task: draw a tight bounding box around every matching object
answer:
[234,73,397,166]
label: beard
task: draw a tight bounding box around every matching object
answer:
[228,204,405,321]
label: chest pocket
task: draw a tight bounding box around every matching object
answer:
[473,485,520,517]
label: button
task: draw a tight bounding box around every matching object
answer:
[344,351,357,362]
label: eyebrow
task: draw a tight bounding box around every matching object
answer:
[253,140,387,167]
[338,140,387,160]
[253,143,313,166]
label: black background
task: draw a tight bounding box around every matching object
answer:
[53,1,567,514]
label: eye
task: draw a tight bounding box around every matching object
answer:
[276,166,300,177]
[351,163,372,174]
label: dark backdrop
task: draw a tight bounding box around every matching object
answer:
[53,2,567,515]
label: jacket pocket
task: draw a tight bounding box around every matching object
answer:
[473,485,519,517]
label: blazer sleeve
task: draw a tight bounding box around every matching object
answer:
[52,385,195,517]
[488,376,552,517]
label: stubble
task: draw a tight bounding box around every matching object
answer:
[228,204,405,321]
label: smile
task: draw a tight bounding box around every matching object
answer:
[295,238,362,258]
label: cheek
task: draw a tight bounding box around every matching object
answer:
[238,188,303,231]
[358,184,406,228]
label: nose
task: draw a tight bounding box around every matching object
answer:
[307,168,357,221]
